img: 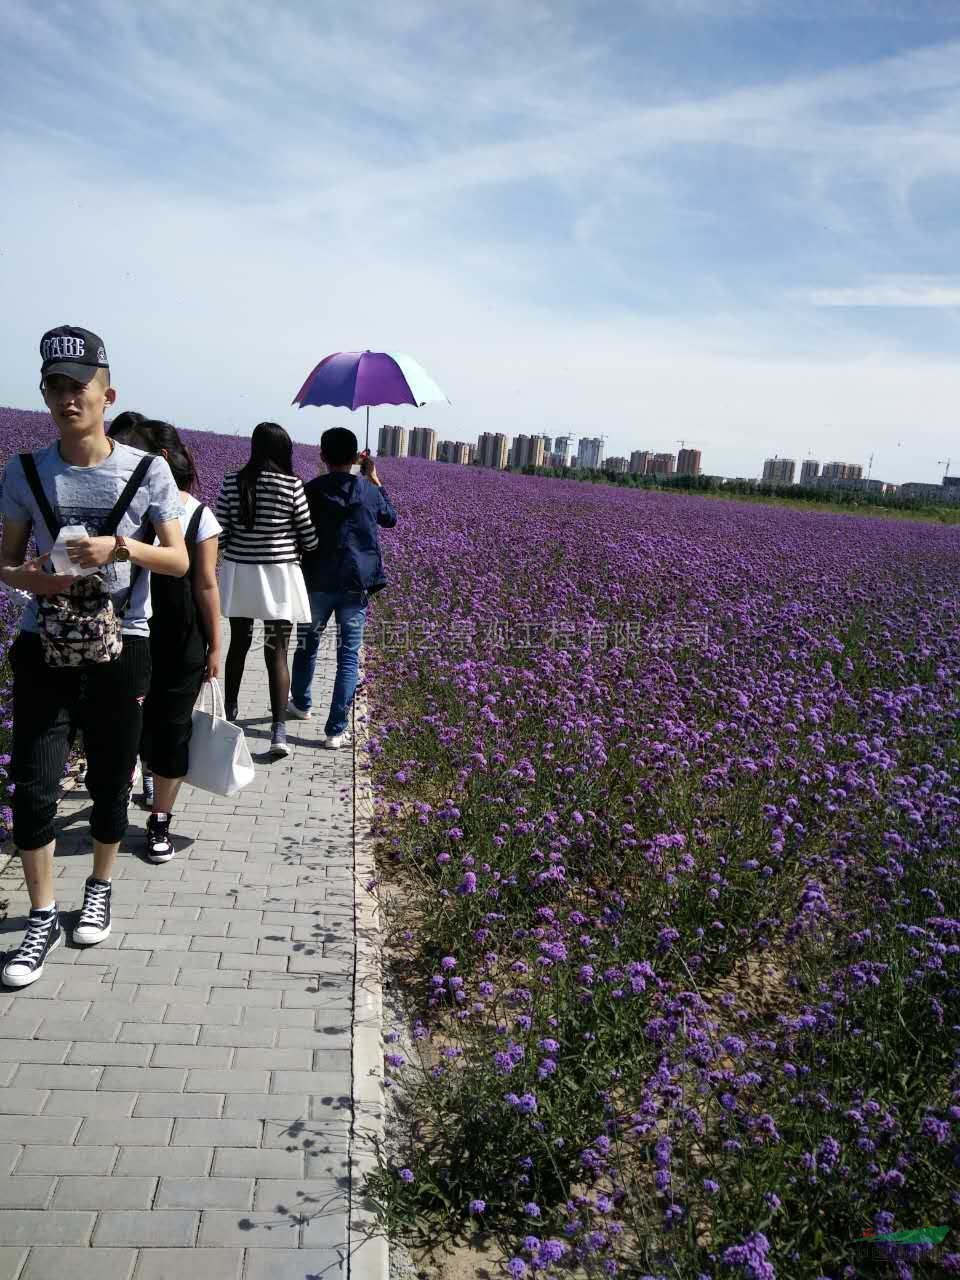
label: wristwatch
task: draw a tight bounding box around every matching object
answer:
[112,535,131,564]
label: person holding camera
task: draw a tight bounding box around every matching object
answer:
[288,427,396,748]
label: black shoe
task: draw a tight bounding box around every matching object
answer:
[2,908,62,988]
[146,813,175,864]
[225,702,239,723]
[73,878,112,946]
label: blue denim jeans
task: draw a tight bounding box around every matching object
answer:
[290,591,368,736]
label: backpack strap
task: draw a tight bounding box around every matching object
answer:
[18,453,62,541]
[183,502,206,571]
[186,503,205,546]
[102,456,154,535]
[106,456,154,619]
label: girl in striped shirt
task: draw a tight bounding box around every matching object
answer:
[216,422,317,757]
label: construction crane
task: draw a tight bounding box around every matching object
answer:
[939,457,951,478]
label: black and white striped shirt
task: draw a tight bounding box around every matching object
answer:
[215,471,318,565]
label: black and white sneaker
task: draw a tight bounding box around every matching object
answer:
[269,723,290,758]
[146,813,175,864]
[72,878,112,946]
[2,908,62,988]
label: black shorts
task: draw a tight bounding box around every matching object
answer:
[10,631,151,850]
[140,654,205,780]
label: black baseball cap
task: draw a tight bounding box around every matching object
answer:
[40,326,109,384]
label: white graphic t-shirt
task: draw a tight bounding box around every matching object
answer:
[1,440,182,636]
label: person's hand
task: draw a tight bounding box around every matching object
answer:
[364,461,381,486]
[205,647,221,680]
[1,556,76,596]
[67,535,117,569]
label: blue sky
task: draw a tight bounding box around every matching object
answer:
[2,0,960,483]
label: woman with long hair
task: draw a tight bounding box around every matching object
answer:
[109,418,222,862]
[215,422,316,757]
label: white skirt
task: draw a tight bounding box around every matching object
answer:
[219,560,311,623]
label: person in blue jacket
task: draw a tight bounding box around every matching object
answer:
[288,427,397,748]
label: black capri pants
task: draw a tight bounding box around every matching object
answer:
[10,631,151,850]
[140,648,205,780]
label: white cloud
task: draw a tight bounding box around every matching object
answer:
[801,278,960,307]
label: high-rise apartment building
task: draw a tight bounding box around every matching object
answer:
[552,436,573,467]
[762,457,796,484]
[377,425,407,457]
[605,456,628,474]
[408,427,438,461]
[477,432,509,470]
[577,437,604,469]
[629,450,651,475]
[509,434,546,469]
[437,440,470,464]
[676,448,702,476]
[800,459,820,485]
[650,452,676,475]
[540,435,552,455]
[821,461,863,481]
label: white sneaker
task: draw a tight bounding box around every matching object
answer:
[324,732,351,750]
[287,700,312,720]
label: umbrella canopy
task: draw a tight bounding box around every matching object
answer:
[293,350,447,411]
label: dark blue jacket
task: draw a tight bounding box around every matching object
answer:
[300,472,397,596]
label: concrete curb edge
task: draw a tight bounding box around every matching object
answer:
[347,681,389,1280]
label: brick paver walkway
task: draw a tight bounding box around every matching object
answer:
[0,627,377,1280]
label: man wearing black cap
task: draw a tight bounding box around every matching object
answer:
[0,327,189,989]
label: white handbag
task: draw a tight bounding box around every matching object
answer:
[185,679,256,797]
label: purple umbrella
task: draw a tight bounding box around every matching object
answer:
[293,350,448,449]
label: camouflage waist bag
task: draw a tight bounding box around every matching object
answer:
[36,573,125,667]
[19,450,153,669]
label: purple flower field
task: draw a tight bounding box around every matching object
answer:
[361,459,960,1278]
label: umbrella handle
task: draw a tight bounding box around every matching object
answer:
[365,405,370,452]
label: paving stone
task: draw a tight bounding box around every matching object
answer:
[93,1210,199,1247]
[186,1070,268,1094]
[170,1119,261,1147]
[78,1117,173,1146]
[0,1116,81,1145]
[68,1042,152,1066]
[0,1177,56,1209]
[43,1090,137,1117]
[198,1024,276,1048]
[0,1250,27,1280]
[212,1148,304,1178]
[0,1040,70,1064]
[0,1091,48,1116]
[16,1146,117,1175]
[222,1095,310,1121]
[35,1017,121,1042]
[132,1248,242,1280]
[0,1210,96,1245]
[137,1087,223,1115]
[163,1003,241,1026]
[118,1024,200,1045]
[197,1211,300,1247]
[52,1175,157,1209]
[210,988,280,1007]
[150,1045,231,1069]
[235,1047,312,1070]
[100,1068,188,1092]
[271,1072,348,1095]
[243,1250,346,1280]
[114,1147,212,1177]
[21,1247,135,1280]
[155,1177,253,1209]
